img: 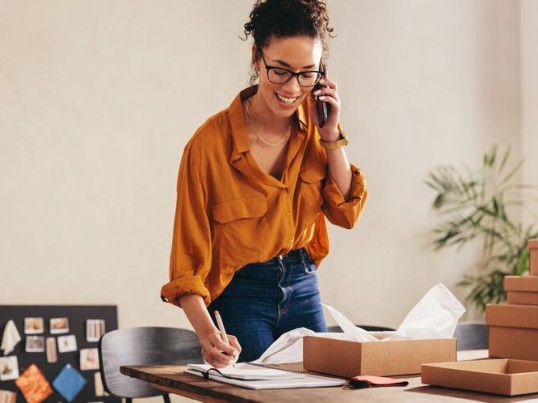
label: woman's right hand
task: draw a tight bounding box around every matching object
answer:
[178,294,242,367]
[200,332,241,367]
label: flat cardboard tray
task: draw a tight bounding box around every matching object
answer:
[422,358,538,396]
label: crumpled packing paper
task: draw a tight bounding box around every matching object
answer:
[1,320,21,355]
[252,283,465,365]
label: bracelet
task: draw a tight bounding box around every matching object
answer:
[319,130,348,150]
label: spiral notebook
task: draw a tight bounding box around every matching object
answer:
[185,362,346,390]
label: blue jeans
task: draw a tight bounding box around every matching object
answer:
[208,248,327,362]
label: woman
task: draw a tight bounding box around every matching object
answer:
[161,0,368,367]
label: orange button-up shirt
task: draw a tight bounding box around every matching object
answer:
[161,86,368,307]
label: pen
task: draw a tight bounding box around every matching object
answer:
[214,310,229,345]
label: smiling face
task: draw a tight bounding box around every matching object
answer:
[253,35,323,120]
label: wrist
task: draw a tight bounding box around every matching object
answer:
[320,130,348,150]
[320,130,340,142]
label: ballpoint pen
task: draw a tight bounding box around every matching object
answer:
[214,310,229,345]
[215,310,237,365]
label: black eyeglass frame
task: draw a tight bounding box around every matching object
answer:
[259,53,325,87]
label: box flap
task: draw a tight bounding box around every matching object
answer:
[486,304,538,329]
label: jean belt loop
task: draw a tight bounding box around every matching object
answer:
[300,249,309,272]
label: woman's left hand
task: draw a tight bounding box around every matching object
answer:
[309,68,341,141]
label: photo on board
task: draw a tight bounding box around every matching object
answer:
[24,317,44,334]
[0,356,19,381]
[57,334,77,353]
[80,348,100,370]
[25,336,45,353]
[50,317,70,334]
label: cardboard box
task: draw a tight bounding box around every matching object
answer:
[486,303,538,329]
[303,336,456,377]
[486,304,538,360]
[504,275,538,292]
[422,359,538,396]
[530,239,538,276]
[489,326,538,360]
[507,292,538,305]
[504,275,538,305]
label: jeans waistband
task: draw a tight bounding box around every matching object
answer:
[273,248,309,264]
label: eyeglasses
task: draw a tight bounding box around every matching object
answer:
[260,53,324,87]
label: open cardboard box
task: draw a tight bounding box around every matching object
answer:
[303,335,456,377]
[422,358,538,396]
[505,275,538,305]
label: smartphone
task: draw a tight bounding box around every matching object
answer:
[315,63,329,128]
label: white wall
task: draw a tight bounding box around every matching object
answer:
[0,0,526,377]
[521,0,538,228]
[320,0,521,324]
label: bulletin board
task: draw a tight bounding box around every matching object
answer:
[0,305,120,402]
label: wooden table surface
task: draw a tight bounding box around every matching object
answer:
[120,358,538,403]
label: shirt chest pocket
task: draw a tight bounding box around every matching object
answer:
[299,162,327,218]
[212,197,269,269]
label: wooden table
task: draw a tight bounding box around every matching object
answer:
[120,352,538,403]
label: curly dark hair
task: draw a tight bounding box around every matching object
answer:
[243,0,335,83]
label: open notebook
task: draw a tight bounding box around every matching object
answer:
[185,363,346,390]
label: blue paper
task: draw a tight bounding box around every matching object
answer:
[52,364,87,402]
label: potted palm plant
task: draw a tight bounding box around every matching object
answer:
[426,146,538,312]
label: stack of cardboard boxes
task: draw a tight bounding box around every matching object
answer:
[486,239,538,360]
[421,239,538,397]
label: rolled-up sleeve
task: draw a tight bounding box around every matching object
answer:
[322,164,368,229]
[161,144,212,307]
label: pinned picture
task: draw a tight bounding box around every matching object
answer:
[80,348,100,370]
[0,356,19,381]
[46,337,58,363]
[94,371,108,396]
[0,390,17,403]
[49,318,69,334]
[86,319,106,342]
[25,336,45,352]
[57,335,77,353]
[24,317,44,334]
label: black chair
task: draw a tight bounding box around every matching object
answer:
[327,324,395,332]
[98,326,203,402]
[453,321,488,351]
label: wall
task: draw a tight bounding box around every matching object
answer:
[0,0,523,377]
[321,0,521,323]
[521,0,538,227]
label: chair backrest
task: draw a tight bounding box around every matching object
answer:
[453,321,488,351]
[98,327,203,399]
[327,324,396,333]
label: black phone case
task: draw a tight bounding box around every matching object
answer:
[317,98,328,128]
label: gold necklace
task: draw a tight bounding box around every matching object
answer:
[245,100,291,146]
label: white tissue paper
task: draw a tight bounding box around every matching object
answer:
[1,320,22,355]
[252,283,465,365]
[389,283,466,340]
